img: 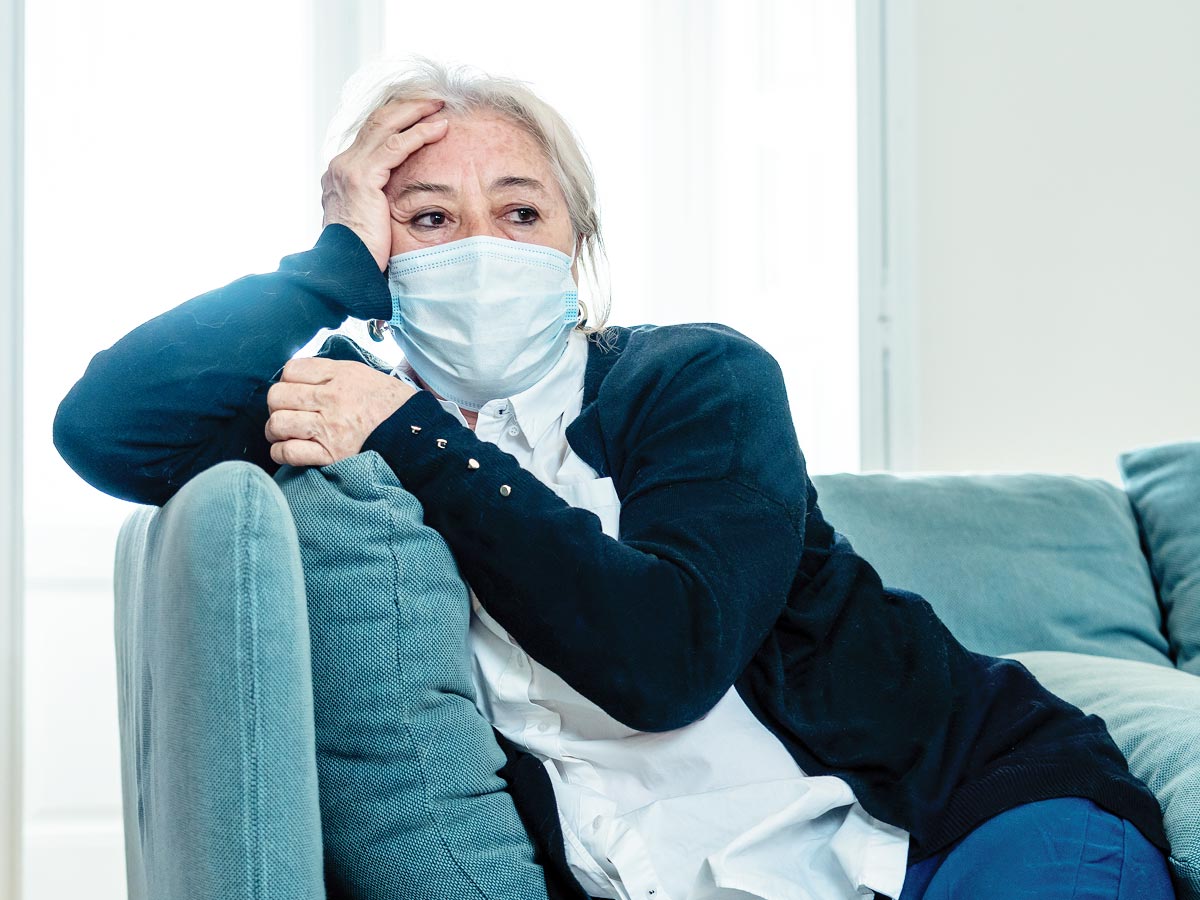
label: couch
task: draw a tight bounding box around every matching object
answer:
[112,440,1200,899]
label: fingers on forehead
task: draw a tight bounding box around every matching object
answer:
[366,98,445,132]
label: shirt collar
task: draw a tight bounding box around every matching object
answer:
[390,330,588,444]
[508,329,588,444]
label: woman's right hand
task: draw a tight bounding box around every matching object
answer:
[320,99,449,271]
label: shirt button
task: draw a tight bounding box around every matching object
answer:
[507,424,520,436]
[590,815,603,831]
[536,721,551,733]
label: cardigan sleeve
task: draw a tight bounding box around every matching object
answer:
[361,325,810,733]
[53,225,392,506]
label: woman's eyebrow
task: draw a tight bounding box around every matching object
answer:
[392,176,548,201]
[491,175,549,195]
[393,180,456,201]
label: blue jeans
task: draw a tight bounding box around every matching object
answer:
[894,798,1174,899]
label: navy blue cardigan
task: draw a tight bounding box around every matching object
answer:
[54,225,1168,898]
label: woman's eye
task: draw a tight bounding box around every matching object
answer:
[506,207,540,225]
[412,211,447,228]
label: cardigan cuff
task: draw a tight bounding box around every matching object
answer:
[278,223,392,321]
[362,388,468,469]
[361,388,569,530]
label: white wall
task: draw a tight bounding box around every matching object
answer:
[891,0,1200,480]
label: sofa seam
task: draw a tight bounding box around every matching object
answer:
[1170,854,1198,875]
[234,468,266,900]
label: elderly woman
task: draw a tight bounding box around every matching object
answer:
[54,61,1172,900]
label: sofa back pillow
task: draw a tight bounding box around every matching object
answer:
[811,472,1171,665]
[1120,440,1200,674]
[275,452,552,900]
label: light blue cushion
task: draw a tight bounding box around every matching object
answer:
[114,461,325,900]
[1008,651,1200,900]
[1120,441,1200,675]
[274,452,551,900]
[811,473,1172,665]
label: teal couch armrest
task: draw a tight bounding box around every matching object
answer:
[114,461,325,900]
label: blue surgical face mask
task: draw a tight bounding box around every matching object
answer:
[383,236,580,411]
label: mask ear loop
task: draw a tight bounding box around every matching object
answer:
[571,237,589,328]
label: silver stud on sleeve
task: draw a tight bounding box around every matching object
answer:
[467,458,480,470]
[499,484,512,497]
[436,438,448,449]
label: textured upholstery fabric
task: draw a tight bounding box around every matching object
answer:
[274,452,552,900]
[1120,440,1200,674]
[1008,651,1200,900]
[113,461,325,900]
[810,472,1172,665]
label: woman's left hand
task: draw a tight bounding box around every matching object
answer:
[265,358,417,466]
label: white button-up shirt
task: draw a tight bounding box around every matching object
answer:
[390,330,910,900]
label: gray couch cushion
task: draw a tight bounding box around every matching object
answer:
[114,461,324,900]
[1120,440,1200,675]
[811,472,1171,665]
[1009,651,1200,900]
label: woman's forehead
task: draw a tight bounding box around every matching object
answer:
[392,111,558,192]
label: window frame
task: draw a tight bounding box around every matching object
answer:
[857,0,919,472]
[2,0,27,893]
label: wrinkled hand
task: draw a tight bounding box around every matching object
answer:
[265,358,418,467]
[321,98,449,271]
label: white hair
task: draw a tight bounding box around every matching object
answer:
[332,56,614,340]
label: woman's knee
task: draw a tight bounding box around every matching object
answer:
[903,798,1173,900]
